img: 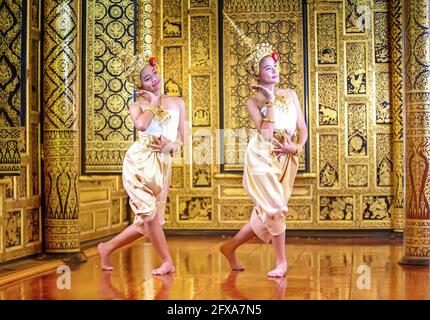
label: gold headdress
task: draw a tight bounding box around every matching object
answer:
[95,27,157,88]
[223,12,280,76]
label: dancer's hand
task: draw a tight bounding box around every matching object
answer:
[136,89,157,109]
[272,133,295,156]
[149,136,179,155]
[249,84,275,103]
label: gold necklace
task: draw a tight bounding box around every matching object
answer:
[273,92,290,114]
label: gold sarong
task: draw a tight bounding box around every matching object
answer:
[242,130,299,243]
[122,134,172,235]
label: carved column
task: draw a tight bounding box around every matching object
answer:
[43,0,82,259]
[389,0,406,232]
[400,0,430,265]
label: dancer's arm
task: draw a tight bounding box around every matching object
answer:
[129,91,158,131]
[246,98,275,142]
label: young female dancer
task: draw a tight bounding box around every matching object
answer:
[98,54,185,275]
[221,43,308,278]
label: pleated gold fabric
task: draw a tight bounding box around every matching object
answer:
[243,130,299,243]
[122,133,172,235]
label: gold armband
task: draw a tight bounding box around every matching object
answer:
[265,100,274,108]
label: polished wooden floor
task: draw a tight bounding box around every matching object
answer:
[0,235,429,300]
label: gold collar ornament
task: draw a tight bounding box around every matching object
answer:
[144,105,171,125]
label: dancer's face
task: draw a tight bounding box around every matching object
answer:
[139,65,161,92]
[257,56,280,84]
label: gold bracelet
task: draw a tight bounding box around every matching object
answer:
[262,117,275,123]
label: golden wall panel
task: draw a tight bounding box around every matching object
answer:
[374,11,390,64]
[345,42,367,95]
[190,16,210,68]
[316,12,337,65]
[163,46,183,96]
[375,72,392,123]
[319,135,339,188]
[83,0,136,174]
[0,0,43,262]
[376,133,393,188]
[319,195,354,221]
[347,103,367,157]
[347,164,368,188]
[162,0,182,38]
[317,73,339,125]
[0,0,22,175]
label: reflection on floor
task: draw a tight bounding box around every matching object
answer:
[0,235,429,299]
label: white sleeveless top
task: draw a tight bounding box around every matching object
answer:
[139,109,180,142]
[260,97,297,135]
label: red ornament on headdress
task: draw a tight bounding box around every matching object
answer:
[149,56,157,67]
[272,51,280,63]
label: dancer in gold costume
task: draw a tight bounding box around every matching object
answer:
[221,14,308,278]
[97,40,185,275]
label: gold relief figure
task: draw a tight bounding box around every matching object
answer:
[163,17,181,37]
[220,13,308,278]
[97,41,186,275]
[193,40,209,66]
[320,162,338,187]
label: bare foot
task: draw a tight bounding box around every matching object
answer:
[220,243,245,271]
[152,260,175,275]
[97,243,114,271]
[267,262,288,278]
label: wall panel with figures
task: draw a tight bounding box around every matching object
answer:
[158,0,399,231]
[78,0,400,233]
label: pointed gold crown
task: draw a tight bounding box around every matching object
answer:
[223,12,279,76]
[96,27,156,88]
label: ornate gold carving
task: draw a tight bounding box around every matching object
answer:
[163,0,182,38]
[0,0,22,175]
[191,76,210,126]
[319,135,339,188]
[348,165,368,187]
[178,196,212,221]
[346,42,366,95]
[5,210,21,248]
[43,0,80,253]
[376,72,392,124]
[390,0,405,231]
[84,0,135,174]
[286,206,311,221]
[163,46,183,96]
[347,104,367,156]
[374,11,390,63]
[316,12,337,65]
[402,0,430,260]
[191,16,210,68]
[190,0,209,8]
[345,0,368,34]
[220,205,252,222]
[376,134,393,187]
[363,196,392,220]
[317,73,338,125]
[319,196,354,221]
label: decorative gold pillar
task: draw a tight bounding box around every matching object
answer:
[43,0,83,259]
[390,0,405,232]
[400,0,430,265]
